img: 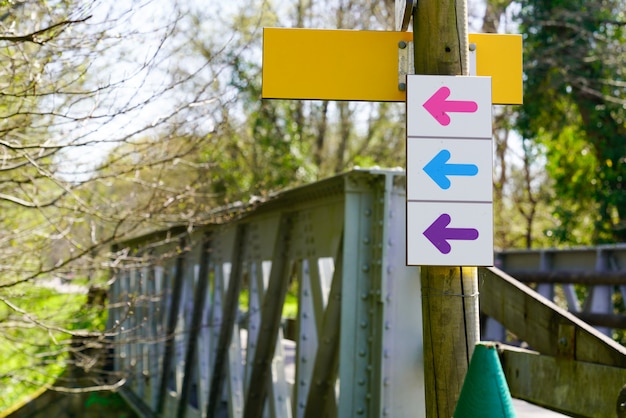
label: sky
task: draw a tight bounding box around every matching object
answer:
[56,0,213,179]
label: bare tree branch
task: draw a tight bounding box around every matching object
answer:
[0,16,91,45]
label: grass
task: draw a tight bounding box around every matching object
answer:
[238,285,299,319]
[0,284,106,414]
[1,273,299,414]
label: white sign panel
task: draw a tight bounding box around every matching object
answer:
[407,138,493,202]
[406,75,492,139]
[407,202,493,266]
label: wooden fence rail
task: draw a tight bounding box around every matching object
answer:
[480,267,626,417]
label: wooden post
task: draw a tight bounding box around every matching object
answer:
[412,1,480,417]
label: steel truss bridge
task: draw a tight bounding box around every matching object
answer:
[108,169,626,418]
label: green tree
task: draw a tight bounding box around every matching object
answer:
[474,0,558,250]
[517,0,626,244]
[158,0,405,203]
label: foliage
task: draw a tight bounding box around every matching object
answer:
[517,0,626,244]
[0,286,105,412]
[157,0,405,203]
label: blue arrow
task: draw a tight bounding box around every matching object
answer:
[423,149,479,189]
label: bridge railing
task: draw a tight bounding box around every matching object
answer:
[485,245,626,338]
[479,266,626,417]
[108,169,626,418]
[108,169,425,418]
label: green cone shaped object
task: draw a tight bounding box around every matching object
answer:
[453,342,517,417]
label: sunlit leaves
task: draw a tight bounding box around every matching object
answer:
[517,0,626,243]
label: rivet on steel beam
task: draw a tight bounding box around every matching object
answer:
[398,41,407,49]
[398,82,407,91]
[469,43,477,51]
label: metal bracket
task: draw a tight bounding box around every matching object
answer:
[397,41,414,91]
[469,42,477,76]
[400,42,477,90]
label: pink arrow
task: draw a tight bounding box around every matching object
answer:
[423,86,478,126]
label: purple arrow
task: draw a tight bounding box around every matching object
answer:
[423,213,479,254]
[423,86,478,126]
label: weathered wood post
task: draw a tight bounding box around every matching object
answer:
[412,1,480,417]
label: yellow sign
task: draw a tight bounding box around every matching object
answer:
[470,33,523,105]
[262,28,522,105]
